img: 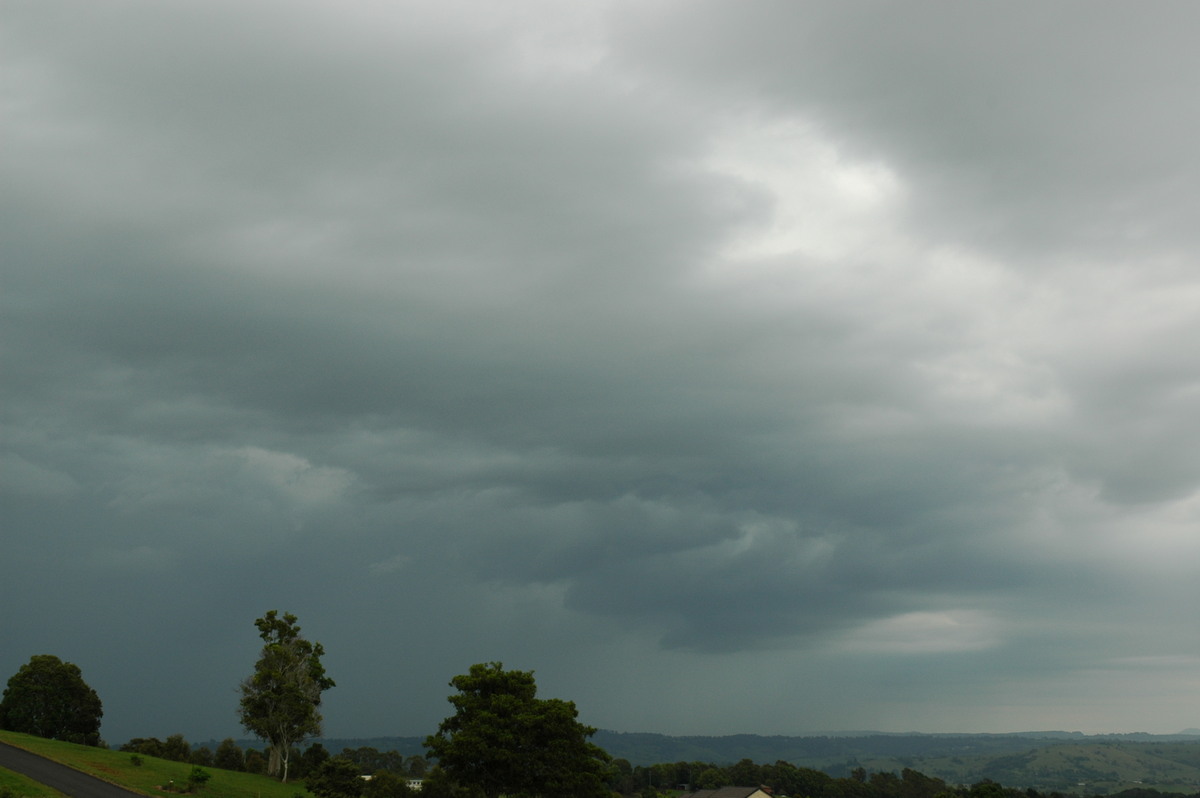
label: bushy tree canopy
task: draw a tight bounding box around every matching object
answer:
[214,738,246,771]
[306,757,364,798]
[0,654,103,745]
[363,770,415,798]
[238,610,334,782]
[424,662,610,798]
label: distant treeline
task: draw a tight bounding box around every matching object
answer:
[121,733,1200,798]
[590,731,1200,768]
[617,757,985,798]
[120,735,428,782]
[606,756,1200,798]
[651,758,1200,798]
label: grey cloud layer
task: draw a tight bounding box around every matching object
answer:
[4,1,1200,742]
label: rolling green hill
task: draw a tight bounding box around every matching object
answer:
[589,733,1200,794]
[0,731,315,798]
[916,741,1200,794]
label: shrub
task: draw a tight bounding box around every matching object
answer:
[187,767,211,792]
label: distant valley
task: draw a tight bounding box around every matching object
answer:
[295,731,1200,794]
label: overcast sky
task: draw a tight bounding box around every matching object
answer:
[6,1,1200,748]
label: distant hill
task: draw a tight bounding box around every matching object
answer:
[202,730,1200,793]
[585,731,1200,793]
[589,730,1200,768]
[312,736,427,757]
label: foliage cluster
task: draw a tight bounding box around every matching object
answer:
[612,756,1200,798]
[611,757,968,798]
[123,734,202,763]
[0,655,103,746]
[239,611,335,782]
[335,747,427,778]
[424,662,611,798]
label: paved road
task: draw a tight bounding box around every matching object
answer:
[0,742,145,798]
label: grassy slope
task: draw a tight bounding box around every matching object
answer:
[0,765,66,798]
[0,731,315,798]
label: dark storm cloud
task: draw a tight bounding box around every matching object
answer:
[5,0,1200,743]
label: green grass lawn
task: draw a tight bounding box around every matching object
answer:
[0,731,315,798]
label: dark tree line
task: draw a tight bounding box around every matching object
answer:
[337,746,428,777]
[115,735,427,783]
[613,757,1200,798]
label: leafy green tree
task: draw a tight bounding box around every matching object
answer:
[297,743,332,779]
[609,758,634,794]
[873,771,907,798]
[307,757,364,798]
[164,733,192,762]
[770,761,835,798]
[244,749,267,775]
[696,768,725,789]
[969,781,1008,798]
[418,766,479,798]
[122,738,166,757]
[0,655,103,745]
[238,610,335,782]
[900,767,948,798]
[187,767,211,792]
[214,738,245,771]
[727,758,760,787]
[341,747,405,775]
[363,770,414,798]
[424,662,610,798]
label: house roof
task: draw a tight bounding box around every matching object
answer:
[678,787,770,798]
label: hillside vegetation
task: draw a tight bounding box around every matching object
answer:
[920,741,1200,794]
[0,731,315,798]
[11,726,1200,798]
[588,732,1200,794]
[296,731,1200,795]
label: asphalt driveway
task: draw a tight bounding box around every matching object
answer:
[0,742,145,798]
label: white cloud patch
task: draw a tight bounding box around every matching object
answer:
[837,610,1004,655]
[234,446,354,507]
[703,116,905,262]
